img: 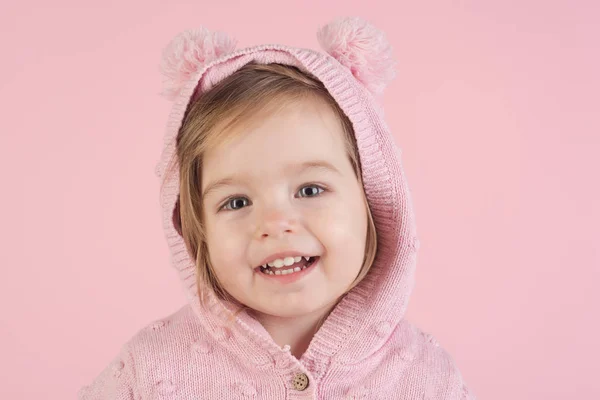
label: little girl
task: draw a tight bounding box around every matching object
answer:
[79,16,475,400]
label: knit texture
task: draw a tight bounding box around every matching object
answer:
[79,42,476,399]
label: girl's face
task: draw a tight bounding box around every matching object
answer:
[201,98,368,319]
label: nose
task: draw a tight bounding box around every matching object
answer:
[255,207,297,240]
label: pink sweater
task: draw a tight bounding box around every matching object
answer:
[79,29,475,400]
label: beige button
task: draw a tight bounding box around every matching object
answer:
[292,372,309,391]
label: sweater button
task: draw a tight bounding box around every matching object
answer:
[292,372,309,391]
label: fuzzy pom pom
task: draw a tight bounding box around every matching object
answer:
[160,27,237,100]
[317,17,397,96]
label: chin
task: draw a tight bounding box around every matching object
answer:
[254,297,334,319]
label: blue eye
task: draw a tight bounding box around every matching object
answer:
[219,184,326,212]
[222,197,249,211]
[298,184,325,198]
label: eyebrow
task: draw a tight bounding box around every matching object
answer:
[202,160,342,200]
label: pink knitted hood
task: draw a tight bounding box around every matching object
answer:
[156,16,419,364]
[148,16,473,399]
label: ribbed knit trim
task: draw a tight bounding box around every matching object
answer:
[155,44,419,377]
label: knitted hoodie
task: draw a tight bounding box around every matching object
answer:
[79,17,475,400]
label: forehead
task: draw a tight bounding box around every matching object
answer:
[201,98,348,187]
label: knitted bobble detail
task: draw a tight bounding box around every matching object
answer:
[159,27,237,101]
[317,16,397,96]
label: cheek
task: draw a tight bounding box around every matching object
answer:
[313,194,368,253]
[205,220,246,274]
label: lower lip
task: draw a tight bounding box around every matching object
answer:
[256,257,319,284]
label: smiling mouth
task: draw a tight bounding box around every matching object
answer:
[258,256,319,276]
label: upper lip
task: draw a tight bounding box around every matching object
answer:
[255,251,317,269]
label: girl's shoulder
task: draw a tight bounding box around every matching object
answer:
[390,320,474,399]
[127,304,206,356]
[124,304,245,396]
[386,320,463,369]
[80,305,265,400]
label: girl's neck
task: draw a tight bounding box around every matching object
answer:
[250,304,336,359]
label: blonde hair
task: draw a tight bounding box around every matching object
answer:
[168,62,378,322]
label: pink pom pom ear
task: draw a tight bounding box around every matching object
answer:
[160,27,237,101]
[317,17,397,96]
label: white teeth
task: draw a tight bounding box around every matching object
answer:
[283,257,295,266]
[267,256,305,268]
[260,261,313,276]
[262,255,315,271]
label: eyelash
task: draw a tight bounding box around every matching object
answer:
[218,184,327,212]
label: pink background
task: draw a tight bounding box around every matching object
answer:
[1,1,598,399]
